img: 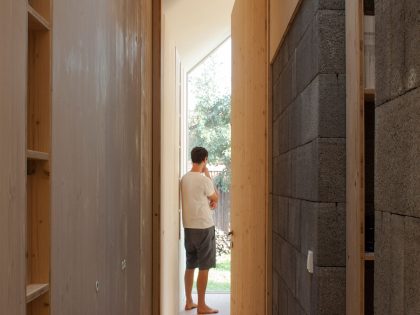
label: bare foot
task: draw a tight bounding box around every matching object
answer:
[197,305,219,314]
[184,302,198,311]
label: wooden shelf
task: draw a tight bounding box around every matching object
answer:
[364,252,375,261]
[26,283,49,303]
[27,150,49,161]
[364,89,375,102]
[28,5,50,31]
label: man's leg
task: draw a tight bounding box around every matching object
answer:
[184,268,197,310]
[197,269,218,314]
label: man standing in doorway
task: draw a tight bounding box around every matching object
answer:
[181,147,219,314]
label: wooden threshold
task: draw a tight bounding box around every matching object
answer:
[364,252,375,261]
[28,5,50,31]
[26,283,49,303]
[364,89,375,102]
[27,150,49,161]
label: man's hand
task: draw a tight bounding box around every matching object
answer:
[203,166,211,179]
[210,200,217,209]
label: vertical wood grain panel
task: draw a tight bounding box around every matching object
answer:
[0,0,27,314]
[231,0,268,314]
[160,16,181,313]
[138,0,154,312]
[51,0,150,314]
[346,1,365,314]
[152,0,162,314]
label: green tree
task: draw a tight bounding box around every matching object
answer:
[188,59,231,192]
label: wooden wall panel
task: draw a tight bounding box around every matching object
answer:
[51,0,152,314]
[345,0,365,314]
[231,0,268,314]
[269,0,301,62]
[0,0,27,314]
[138,0,154,312]
[152,0,162,314]
[160,15,181,313]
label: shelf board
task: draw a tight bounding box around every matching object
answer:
[26,283,49,303]
[28,5,50,31]
[27,150,49,161]
[364,89,375,102]
[364,252,375,261]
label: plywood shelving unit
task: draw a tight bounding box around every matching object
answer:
[26,0,52,314]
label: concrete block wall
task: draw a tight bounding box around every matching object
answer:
[271,0,346,314]
[374,0,420,313]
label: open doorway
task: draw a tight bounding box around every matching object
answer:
[160,0,235,314]
[179,38,232,314]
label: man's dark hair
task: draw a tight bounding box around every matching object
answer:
[191,147,208,164]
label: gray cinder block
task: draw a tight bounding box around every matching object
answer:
[280,237,298,295]
[313,267,346,315]
[273,117,280,158]
[278,196,289,238]
[296,253,312,314]
[291,141,318,201]
[296,19,319,94]
[293,76,320,145]
[273,270,280,315]
[287,289,306,315]
[272,194,280,235]
[278,54,297,115]
[404,216,420,314]
[287,0,318,58]
[375,211,405,314]
[375,0,420,105]
[290,74,346,150]
[288,198,301,249]
[318,138,346,202]
[279,278,289,315]
[273,152,291,197]
[374,211,391,314]
[300,201,318,261]
[280,108,290,154]
[318,74,346,138]
[273,234,282,275]
[317,0,345,10]
[316,202,346,266]
[316,10,346,75]
[300,201,346,267]
[375,88,420,217]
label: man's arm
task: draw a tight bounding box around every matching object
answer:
[203,167,219,207]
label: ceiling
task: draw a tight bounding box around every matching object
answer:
[163,0,235,71]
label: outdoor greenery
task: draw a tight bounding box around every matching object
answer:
[188,58,231,192]
[193,254,231,293]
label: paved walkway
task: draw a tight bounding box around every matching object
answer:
[179,293,230,315]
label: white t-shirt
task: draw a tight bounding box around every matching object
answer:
[181,171,216,229]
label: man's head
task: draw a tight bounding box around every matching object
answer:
[191,147,208,165]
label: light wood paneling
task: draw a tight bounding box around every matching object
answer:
[27,28,51,153]
[28,0,51,23]
[269,0,301,62]
[345,0,365,314]
[152,0,162,314]
[26,284,49,303]
[231,0,268,314]
[160,15,181,313]
[0,0,27,314]
[138,0,154,312]
[51,0,151,314]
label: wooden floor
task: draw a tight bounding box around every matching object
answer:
[179,294,230,315]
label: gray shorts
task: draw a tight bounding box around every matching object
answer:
[184,226,216,270]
